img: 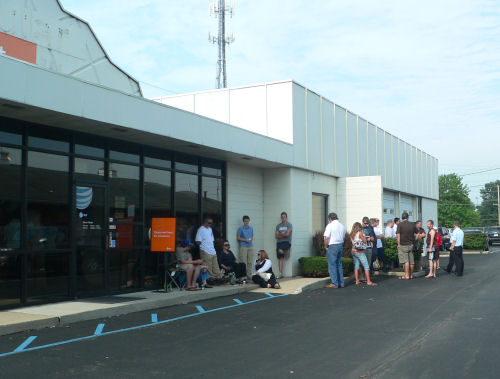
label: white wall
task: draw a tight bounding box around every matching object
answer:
[421,198,438,227]
[337,176,383,232]
[0,0,141,96]
[226,162,264,263]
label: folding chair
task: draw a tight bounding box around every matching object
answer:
[163,258,186,291]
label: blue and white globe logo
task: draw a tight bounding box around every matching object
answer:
[76,186,93,210]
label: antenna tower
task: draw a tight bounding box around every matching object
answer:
[209,0,234,89]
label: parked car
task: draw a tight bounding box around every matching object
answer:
[487,226,500,246]
[437,226,451,251]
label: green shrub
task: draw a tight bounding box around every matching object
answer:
[298,256,354,277]
[464,233,487,250]
[382,238,398,264]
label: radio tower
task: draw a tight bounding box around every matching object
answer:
[209,0,234,89]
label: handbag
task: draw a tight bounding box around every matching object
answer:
[373,258,380,270]
[352,232,366,250]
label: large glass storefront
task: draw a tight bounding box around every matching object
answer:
[0,117,225,309]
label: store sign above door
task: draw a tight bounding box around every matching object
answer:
[0,31,37,64]
[151,218,176,252]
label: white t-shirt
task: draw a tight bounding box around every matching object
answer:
[373,226,383,248]
[195,226,216,255]
[323,220,346,245]
[385,226,396,238]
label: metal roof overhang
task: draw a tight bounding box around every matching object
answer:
[0,55,293,169]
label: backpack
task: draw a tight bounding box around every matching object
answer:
[434,231,442,250]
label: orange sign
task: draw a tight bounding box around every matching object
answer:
[151,218,176,252]
[0,32,37,64]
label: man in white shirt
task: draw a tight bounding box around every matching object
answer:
[444,220,464,276]
[385,219,396,238]
[196,218,222,280]
[393,217,400,235]
[323,212,346,288]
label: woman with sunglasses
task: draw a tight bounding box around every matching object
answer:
[252,250,280,289]
[216,240,247,280]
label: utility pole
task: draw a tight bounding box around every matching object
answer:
[209,0,234,89]
[497,185,500,226]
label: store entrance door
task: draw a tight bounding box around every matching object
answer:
[75,183,107,294]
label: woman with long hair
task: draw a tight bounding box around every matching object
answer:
[351,222,377,286]
[252,250,280,289]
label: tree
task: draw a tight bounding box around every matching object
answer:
[477,180,500,226]
[438,174,480,228]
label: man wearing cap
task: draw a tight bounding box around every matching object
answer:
[176,239,203,291]
[196,217,223,280]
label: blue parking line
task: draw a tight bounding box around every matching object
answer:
[94,323,105,335]
[195,305,206,313]
[151,313,158,323]
[233,298,243,304]
[0,293,288,358]
[265,292,274,297]
[14,336,37,352]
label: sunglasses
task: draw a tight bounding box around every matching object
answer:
[223,243,230,246]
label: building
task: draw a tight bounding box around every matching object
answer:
[0,0,437,309]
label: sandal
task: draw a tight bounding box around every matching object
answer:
[398,276,410,280]
[325,283,338,288]
[367,282,377,286]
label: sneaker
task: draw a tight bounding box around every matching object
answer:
[276,273,283,279]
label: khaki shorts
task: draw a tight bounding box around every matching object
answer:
[179,263,194,272]
[398,245,414,265]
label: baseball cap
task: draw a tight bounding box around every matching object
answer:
[181,239,193,247]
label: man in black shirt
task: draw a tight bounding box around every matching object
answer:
[396,212,418,280]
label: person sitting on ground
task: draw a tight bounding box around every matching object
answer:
[350,222,377,286]
[217,240,247,280]
[252,250,280,289]
[176,239,203,291]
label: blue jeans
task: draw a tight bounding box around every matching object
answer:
[326,243,344,287]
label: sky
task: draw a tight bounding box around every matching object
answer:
[60,0,500,205]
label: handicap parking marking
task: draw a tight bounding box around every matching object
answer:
[0,293,288,359]
[14,336,37,352]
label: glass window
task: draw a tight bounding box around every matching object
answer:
[0,147,22,249]
[202,161,223,176]
[0,254,21,307]
[144,156,171,169]
[0,131,22,145]
[176,156,198,173]
[74,158,106,181]
[28,136,69,153]
[27,152,69,250]
[109,150,140,164]
[202,177,223,240]
[27,252,69,302]
[175,173,199,244]
[109,163,141,290]
[75,144,105,158]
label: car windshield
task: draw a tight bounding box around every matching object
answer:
[488,227,500,232]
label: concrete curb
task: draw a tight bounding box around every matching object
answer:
[380,270,426,278]
[297,276,356,293]
[0,284,259,335]
[0,317,60,336]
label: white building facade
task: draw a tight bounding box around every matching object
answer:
[0,0,437,308]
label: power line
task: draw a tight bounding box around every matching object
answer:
[458,168,500,177]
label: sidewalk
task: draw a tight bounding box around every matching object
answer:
[0,276,340,336]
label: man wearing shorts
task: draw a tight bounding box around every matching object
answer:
[275,212,292,279]
[396,212,418,280]
[425,220,438,278]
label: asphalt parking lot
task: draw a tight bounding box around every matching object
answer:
[1,251,499,378]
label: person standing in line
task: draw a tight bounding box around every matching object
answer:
[424,220,438,278]
[415,220,427,270]
[385,219,396,238]
[362,217,375,274]
[237,215,254,280]
[323,213,346,288]
[275,212,292,279]
[444,221,464,276]
[350,222,377,286]
[373,218,385,271]
[393,217,400,235]
[195,217,223,281]
[396,212,418,280]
